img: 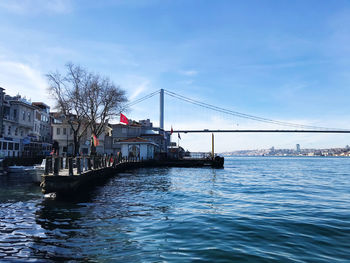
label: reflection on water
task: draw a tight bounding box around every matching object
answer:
[31,168,173,262]
[1,158,350,262]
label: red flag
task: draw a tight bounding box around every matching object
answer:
[92,134,99,147]
[170,126,173,135]
[120,113,129,125]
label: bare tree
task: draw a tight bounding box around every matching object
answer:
[47,63,127,156]
[80,73,127,155]
[47,63,90,156]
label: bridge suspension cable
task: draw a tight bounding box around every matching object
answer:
[164,89,349,131]
[122,90,160,110]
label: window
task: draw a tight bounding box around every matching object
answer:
[57,127,60,135]
[15,128,18,136]
[23,111,25,121]
[15,143,19,150]
[0,142,2,150]
[8,126,11,135]
[122,128,127,134]
[63,128,66,135]
[70,128,73,135]
[3,142,7,150]
[8,143,13,150]
[34,124,37,132]
[28,112,31,121]
[13,109,17,119]
[20,130,23,137]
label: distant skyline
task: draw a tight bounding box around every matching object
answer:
[1,0,350,151]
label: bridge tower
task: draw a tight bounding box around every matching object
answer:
[160,88,164,131]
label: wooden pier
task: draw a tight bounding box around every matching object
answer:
[40,155,224,197]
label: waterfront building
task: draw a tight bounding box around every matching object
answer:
[50,115,74,155]
[110,122,143,155]
[0,88,50,157]
[51,114,111,155]
[110,119,170,158]
[114,137,156,160]
[32,102,51,143]
[167,145,185,159]
[296,144,301,153]
[0,88,5,138]
[139,119,171,154]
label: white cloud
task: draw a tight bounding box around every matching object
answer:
[0,60,54,106]
[118,75,152,102]
[0,0,72,15]
[129,80,150,101]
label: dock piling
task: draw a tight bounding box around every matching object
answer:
[53,157,59,176]
[44,157,49,175]
[93,157,96,169]
[68,158,73,176]
[88,157,92,170]
[60,157,63,170]
[77,157,81,174]
[48,157,53,174]
[84,157,88,171]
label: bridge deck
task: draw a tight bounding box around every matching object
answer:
[171,129,350,133]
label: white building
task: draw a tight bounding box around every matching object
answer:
[109,119,170,158]
[114,137,156,160]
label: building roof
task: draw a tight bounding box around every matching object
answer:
[110,123,141,128]
[118,137,151,143]
[32,102,50,109]
[10,99,37,109]
[141,134,163,137]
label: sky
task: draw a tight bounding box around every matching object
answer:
[1,0,350,152]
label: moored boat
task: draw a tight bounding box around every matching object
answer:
[7,165,35,173]
[7,164,43,184]
[31,159,45,184]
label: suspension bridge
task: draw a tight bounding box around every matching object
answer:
[124,89,350,134]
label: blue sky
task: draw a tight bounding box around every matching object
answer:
[1,0,350,151]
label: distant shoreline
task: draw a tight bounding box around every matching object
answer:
[222,155,350,158]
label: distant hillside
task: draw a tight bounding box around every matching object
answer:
[222,147,350,157]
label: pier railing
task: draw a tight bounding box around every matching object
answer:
[44,155,144,176]
[183,152,213,159]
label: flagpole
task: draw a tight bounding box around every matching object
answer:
[212,133,214,159]
[177,134,180,159]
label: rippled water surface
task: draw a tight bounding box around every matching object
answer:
[1,157,350,262]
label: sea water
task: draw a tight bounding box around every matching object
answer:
[1,157,350,262]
